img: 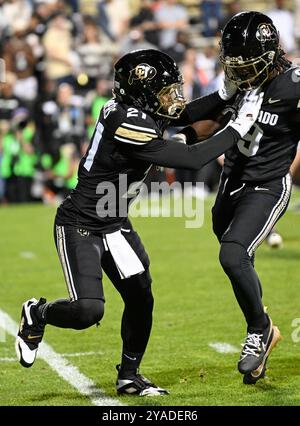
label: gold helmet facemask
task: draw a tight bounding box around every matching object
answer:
[220,51,276,90]
[156,83,186,119]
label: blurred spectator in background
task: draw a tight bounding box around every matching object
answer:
[202,0,222,37]
[43,11,76,85]
[0,0,32,35]
[35,78,57,154]
[202,61,224,95]
[40,82,85,156]
[196,44,218,87]
[0,74,20,123]
[0,0,299,205]
[181,48,202,100]
[85,78,110,138]
[97,0,116,41]
[66,0,79,14]
[37,82,84,202]
[104,0,131,41]
[77,17,115,90]
[130,0,159,46]
[2,31,38,107]
[28,1,53,39]
[218,0,241,31]
[41,137,80,202]
[120,28,157,55]
[165,30,190,64]
[155,0,188,50]
[175,47,205,198]
[0,74,21,202]
[267,0,296,53]
[1,107,36,203]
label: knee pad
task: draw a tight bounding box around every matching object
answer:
[123,270,154,309]
[219,242,248,273]
[71,298,105,330]
[130,269,152,289]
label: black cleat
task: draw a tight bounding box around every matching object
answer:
[15,298,46,368]
[116,364,169,397]
[243,364,267,385]
[243,325,281,385]
[238,315,281,375]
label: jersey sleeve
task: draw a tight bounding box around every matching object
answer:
[124,126,241,170]
[175,91,228,126]
[113,108,160,147]
[280,67,300,112]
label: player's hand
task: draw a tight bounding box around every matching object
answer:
[171,133,187,144]
[229,89,264,137]
[218,75,238,100]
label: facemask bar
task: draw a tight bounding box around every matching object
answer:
[156,83,186,119]
[220,51,275,90]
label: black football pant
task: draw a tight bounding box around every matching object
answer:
[212,173,292,331]
[44,219,153,355]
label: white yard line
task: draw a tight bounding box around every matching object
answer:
[19,251,36,259]
[0,357,15,362]
[209,342,240,354]
[0,351,104,362]
[0,308,122,406]
[60,351,104,357]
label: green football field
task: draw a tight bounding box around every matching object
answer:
[1,192,300,406]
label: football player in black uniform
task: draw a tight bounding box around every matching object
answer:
[15,49,263,396]
[211,12,299,384]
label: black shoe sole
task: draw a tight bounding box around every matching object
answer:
[243,365,266,384]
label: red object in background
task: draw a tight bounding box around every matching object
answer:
[165,167,176,184]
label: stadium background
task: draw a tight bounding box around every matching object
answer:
[1,0,300,407]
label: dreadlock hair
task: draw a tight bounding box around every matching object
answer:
[275,47,293,73]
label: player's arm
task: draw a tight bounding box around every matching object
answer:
[127,126,240,170]
[172,106,236,145]
[176,92,226,126]
[117,91,263,170]
[176,76,238,126]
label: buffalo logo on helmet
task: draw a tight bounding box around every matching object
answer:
[128,63,157,85]
[255,23,277,43]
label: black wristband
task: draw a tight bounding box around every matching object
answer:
[178,126,198,145]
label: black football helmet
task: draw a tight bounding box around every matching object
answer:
[113,49,186,119]
[220,12,280,90]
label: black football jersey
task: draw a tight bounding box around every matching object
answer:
[56,93,240,232]
[56,99,164,232]
[223,66,300,182]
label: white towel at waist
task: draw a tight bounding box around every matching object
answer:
[104,230,145,279]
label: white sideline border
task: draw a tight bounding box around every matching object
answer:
[0,308,122,406]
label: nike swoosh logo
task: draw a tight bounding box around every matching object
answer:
[123,353,137,361]
[254,186,269,191]
[27,334,42,340]
[268,98,281,104]
[230,183,245,196]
